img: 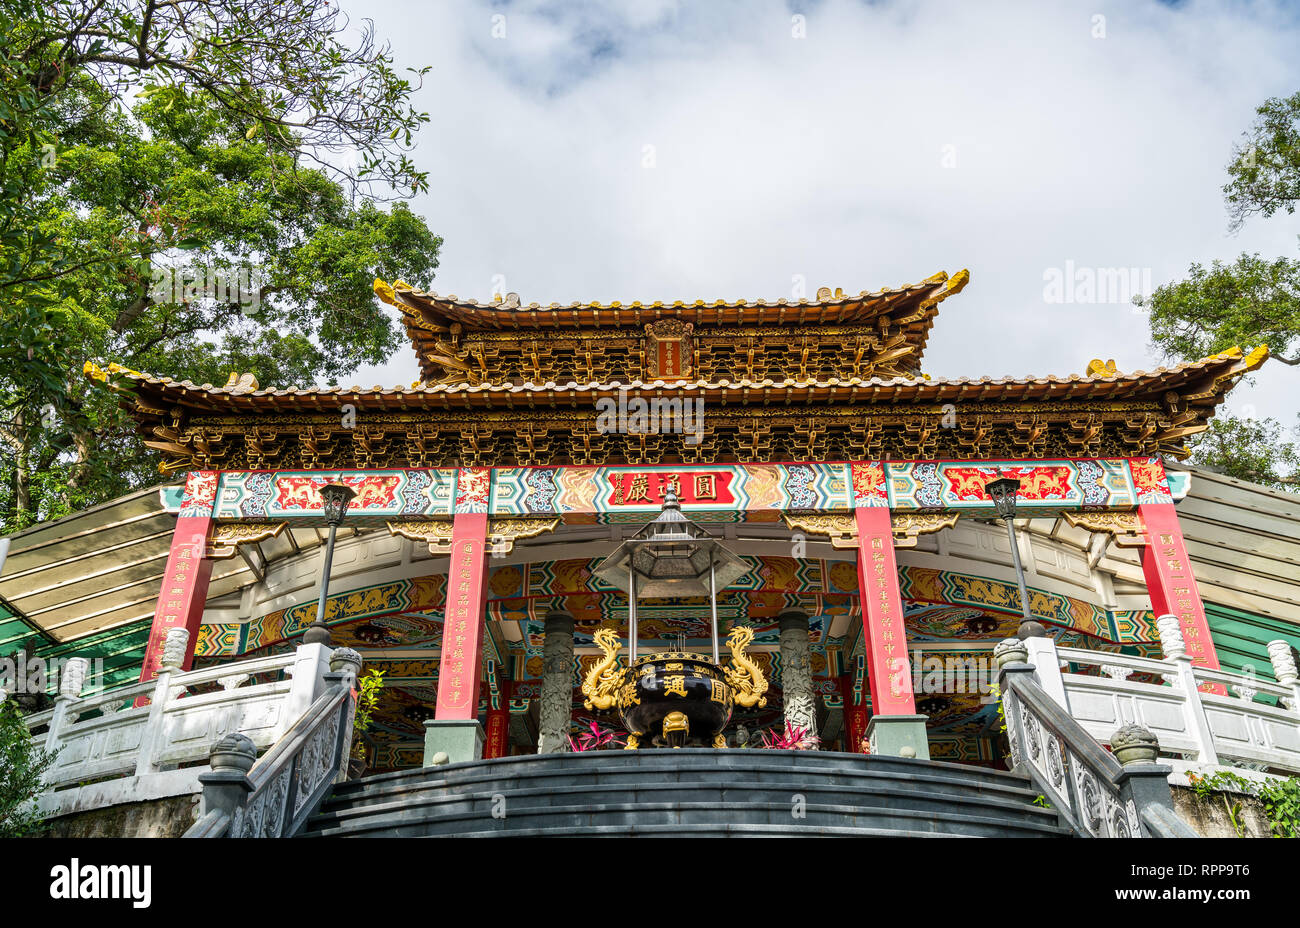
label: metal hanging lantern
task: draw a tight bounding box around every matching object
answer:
[592,489,749,661]
[319,482,358,525]
[584,491,767,749]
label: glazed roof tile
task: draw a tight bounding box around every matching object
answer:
[377,271,971,382]
[85,346,1267,414]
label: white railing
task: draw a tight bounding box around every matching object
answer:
[186,650,361,839]
[1023,616,1300,776]
[16,628,336,818]
[997,650,1197,838]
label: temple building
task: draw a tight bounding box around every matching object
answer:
[5,269,1298,838]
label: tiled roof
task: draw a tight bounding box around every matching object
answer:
[377,270,971,380]
[85,346,1267,414]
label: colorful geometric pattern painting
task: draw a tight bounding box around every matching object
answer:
[489,463,852,515]
[213,469,455,520]
[198,457,1183,521]
[195,575,446,656]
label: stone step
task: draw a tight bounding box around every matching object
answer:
[311,778,1059,830]
[334,749,1030,791]
[324,751,1038,811]
[303,798,1070,838]
[302,750,1072,838]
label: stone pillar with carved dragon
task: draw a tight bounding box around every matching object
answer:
[778,610,817,743]
[537,609,576,753]
[134,470,218,706]
[850,462,929,759]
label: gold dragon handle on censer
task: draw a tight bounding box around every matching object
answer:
[723,625,768,708]
[581,627,626,710]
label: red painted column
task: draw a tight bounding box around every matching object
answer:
[853,506,919,716]
[483,675,512,759]
[434,510,490,720]
[839,671,868,753]
[137,471,218,695]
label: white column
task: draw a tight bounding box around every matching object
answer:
[45,657,89,756]
[1267,640,1300,711]
[1157,614,1219,765]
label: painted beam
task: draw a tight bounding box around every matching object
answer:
[204,456,1181,520]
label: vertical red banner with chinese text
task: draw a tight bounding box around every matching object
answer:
[483,676,512,759]
[434,512,489,720]
[853,507,918,716]
[840,672,868,752]
[1139,502,1224,692]
[135,472,218,702]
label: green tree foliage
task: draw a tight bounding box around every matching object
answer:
[1187,415,1300,490]
[1225,91,1300,230]
[0,1,441,530]
[1143,254,1299,368]
[1137,90,1300,490]
[0,697,55,837]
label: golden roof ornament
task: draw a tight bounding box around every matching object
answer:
[223,371,259,393]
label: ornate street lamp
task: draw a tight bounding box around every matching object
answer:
[302,482,357,646]
[983,475,1046,639]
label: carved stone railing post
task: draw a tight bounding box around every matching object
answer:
[329,648,363,783]
[195,733,257,823]
[1154,614,1218,766]
[1110,724,1192,837]
[993,640,1031,779]
[44,656,89,757]
[1267,640,1300,710]
[136,627,189,775]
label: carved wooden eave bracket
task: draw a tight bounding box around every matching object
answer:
[208,521,287,559]
[485,517,562,554]
[1061,510,1146,547]
[387,519,456,552]
[388,517,561,555]
[889,513,961,548]
[783,513,857,549]
[782,511,959,549]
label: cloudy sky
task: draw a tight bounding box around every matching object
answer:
[348,0,1300,425]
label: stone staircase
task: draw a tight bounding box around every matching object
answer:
[300,749,1073,837]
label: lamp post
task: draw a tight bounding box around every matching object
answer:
[302,482,357,646]
[983,475,1046,639]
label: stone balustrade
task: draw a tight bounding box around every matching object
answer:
[18,630,337,819]
[1018,619,1300,777]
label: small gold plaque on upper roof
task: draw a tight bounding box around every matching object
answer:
[643,319,694,379]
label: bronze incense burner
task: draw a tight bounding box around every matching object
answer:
[582,626,767,749]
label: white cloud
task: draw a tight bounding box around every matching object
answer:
[346,0,1300,427]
